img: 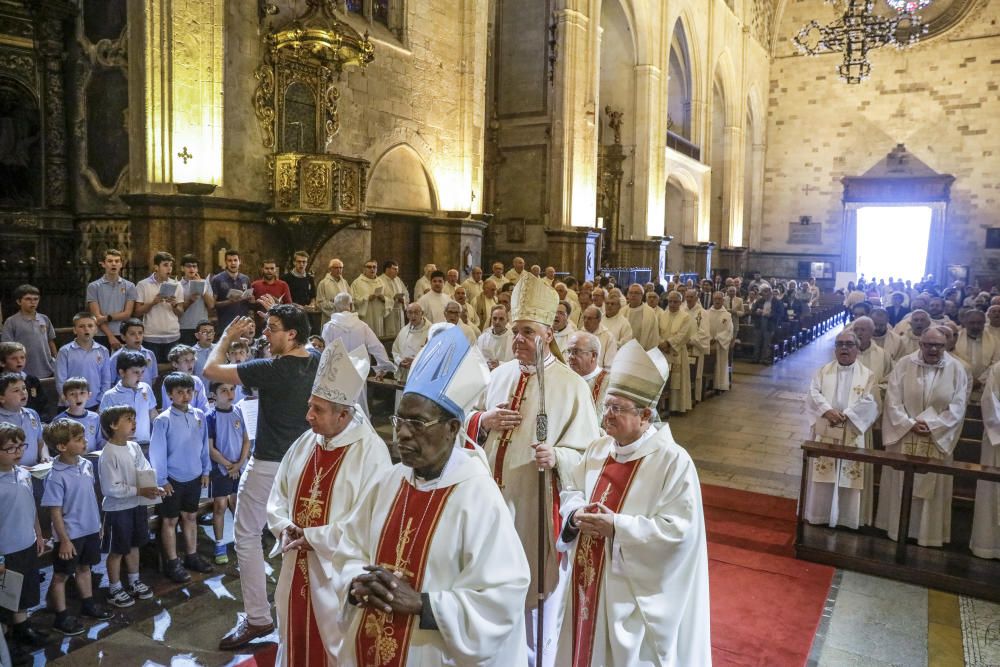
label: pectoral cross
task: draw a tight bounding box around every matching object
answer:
[388,518,416,579]
[177,146,193,164]
[296,470,330,527]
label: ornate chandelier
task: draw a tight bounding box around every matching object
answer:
[794,0,927,84]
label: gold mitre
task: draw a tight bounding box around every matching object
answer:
[510,272,558,327]
[607,340,669,408]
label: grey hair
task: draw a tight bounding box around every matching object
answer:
[568,330,601,356]
[333,292,353,312]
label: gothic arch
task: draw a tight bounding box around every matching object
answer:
[366,143,438,213]
[664,12,704,146]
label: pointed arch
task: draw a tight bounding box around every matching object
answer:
[366,143,439,213]
[664,11,704,146]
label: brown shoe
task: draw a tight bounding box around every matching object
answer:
[218,617,275,650]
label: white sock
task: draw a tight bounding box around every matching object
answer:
[109,582,123,593]
[216,539,225,547]
[127,572,140,586]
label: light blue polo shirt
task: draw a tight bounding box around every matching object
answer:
[56,340,110,405]
[0,466,37,553]
[193,344,214,380]
[54,409,104,453]
[149,405,210,485]
[0,406,43,466]
[160,374,209,413]
[207,407,247,474]
[103,346,159,391]
[86,276,138,336]
[99,382,157,444]
[41,458,101,540]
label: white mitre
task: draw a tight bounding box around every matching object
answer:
[607,339,669,408]
[311,339,370,406]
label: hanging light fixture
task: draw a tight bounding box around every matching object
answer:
[794,0,928,84]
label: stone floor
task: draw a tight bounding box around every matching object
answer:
[16,326,1000,665]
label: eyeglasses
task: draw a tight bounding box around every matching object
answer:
[365,264,378,270]
[920,342,946,350]
[834,342,857,349]
[565,347,594,357]
[0,443,26,454]
[390,415,446,433]
[601,402,641,416]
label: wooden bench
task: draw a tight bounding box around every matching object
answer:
[797,440,1000,602]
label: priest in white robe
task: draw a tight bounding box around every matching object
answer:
[953,309,998,402]
[454,286,480,330]
[417,271,451,324]
[334,326,530,666]
[556,341,711,666]
[316,258,350,325]
[267,340,393,666]
[971,362,1000,559]
[461,266,485,304]
[379,260,409,340]
[466,273,601,666]
[804,331,880,528]
[985,305,1000,344]
[658,292,694,414]
[392,304,430,385]
[413,263,437,298]
[478,304,515,370]
[474,280,500,330]
[875,328,969,547]
[706,292,734,393]
[582,306,618,370]
[565,331,610,418]
[602,289,634,346]
[322,293,397,416]
[895,309,932,358]
[871,308,904,361]
[853,316,891,406]
[625,284,660,351]
[682,290,711,403]
[552,301,577,356]
[351,260,388,338]
[444,300,479,346]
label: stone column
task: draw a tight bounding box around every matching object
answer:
[546,228,602,282]
[682,242,715,278]
[724,124,744,248]
[628,63,662,240]
[747,142,766,250]
[717,247,748,278]
[420,215,489,276]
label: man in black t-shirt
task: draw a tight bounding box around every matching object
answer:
[203,304,320,650]
[281,250,316,307]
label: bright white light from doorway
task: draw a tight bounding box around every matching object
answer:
[856,206,932,284]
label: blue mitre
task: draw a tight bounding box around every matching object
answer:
[403,325,489,420]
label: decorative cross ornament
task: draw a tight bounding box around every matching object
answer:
[177,146,193,164]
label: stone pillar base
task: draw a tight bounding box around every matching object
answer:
[682,242,715,278]
[545,228,602,282]
[716,247,748,279]
[421,213,490,278]
[616,237,672,283]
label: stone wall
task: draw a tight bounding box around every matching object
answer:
[762,0,1000,284]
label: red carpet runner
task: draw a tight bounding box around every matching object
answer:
[239,484,834,667]
[703,484,834,667]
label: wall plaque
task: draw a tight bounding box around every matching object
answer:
[788,219,822,245]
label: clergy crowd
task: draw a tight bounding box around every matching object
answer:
[804,276,1000,559]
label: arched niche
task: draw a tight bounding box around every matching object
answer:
[665,173,699,273]
[366,144,436,213]
[0,79,42,208]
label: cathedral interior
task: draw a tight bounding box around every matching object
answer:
[1,0,999,664]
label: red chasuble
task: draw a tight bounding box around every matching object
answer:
[286,444,350,667]
[571,455,643,667]
[356,479,455,667]
[492,369,531,488]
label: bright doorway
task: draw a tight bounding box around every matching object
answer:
[855,206,933,283]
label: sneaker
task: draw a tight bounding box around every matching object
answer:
[184,552,213,573]
[53,614,85,636]
[108,587,135,608]
[214,543,229,565]
[81,600,114,621]
[165,558,192,583]
[128,579,154,600]
[11,621,47,646]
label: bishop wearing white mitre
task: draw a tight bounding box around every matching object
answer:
[266,340,392,666]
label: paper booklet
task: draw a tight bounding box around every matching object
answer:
[187,280,205,295]
[136,468,161,506]
[158,281,178,298]
[227,288,253,301]
[0,569,23,611]
[237,398,259,441]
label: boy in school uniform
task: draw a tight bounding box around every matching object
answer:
[55,312,109,408]
[102,319,159,393]
[54,377,103,454]
[40,420,113,635]
[226,340,253,403]
[0,372,46,468]
[192,320,216,381]
[206,382,250,564]
[149,372,212,582]
[0,342,49,419]
[0,284,56,379]
[0,423,47,653]
[98,406,161,608]
[159,345,209,411]
[99,352,158,449]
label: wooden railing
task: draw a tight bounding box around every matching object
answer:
[797,441,1000,602]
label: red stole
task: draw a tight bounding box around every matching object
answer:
[590,370,609,406]
[356,479,455,667]
[492,369,531,488]
[286,444,350,667]
[571,455,643,667]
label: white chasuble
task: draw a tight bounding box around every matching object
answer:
[858,342,891,408]
[658,310,693,413]
[706,306,733,392]
[875,354,969,547]
[553,322,577,356]
[627,304,661,351]
[804,361,879,528]
[266,416,392,666]
[971,363,1000,559]
[683,305,711,402]
[954,332,999,402]
[477,328,515,367]
[380,274,409,339]
[872,328,904,361]
[555,424,711,667]
[332,449,530,666]
[417,291,451,324]
[391,322,429,385]
[603,312,633,347]
[352,275,387,338]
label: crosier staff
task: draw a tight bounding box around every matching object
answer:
[533,335,548,662]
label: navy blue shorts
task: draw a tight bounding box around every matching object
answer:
[1,544,40,614]
[52,532,102,575]
[160,477,203,518]
[101,506,150,555]
[209,469,240,498]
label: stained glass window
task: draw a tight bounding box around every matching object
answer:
[886,0,932,12]
[345,0,363,13]
[374,0,389,26]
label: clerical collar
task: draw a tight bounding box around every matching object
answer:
[613,424,657,462]
[913,354,946,369]
[413,447,461,491]
[519,354,555,375]
[581,366,603,382]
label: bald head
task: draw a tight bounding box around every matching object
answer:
[909,309,931,335]
[963,308,986,338]
[852,316,874,347]
[583,305,602,333]
[566,330,600,376]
